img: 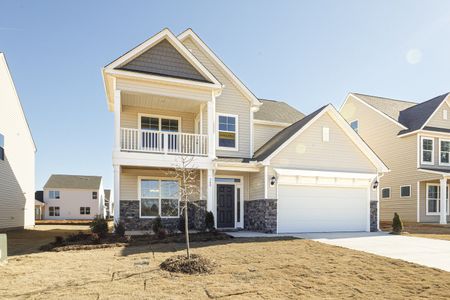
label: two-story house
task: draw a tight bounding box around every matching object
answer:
[341,92,450,225]
[43,175,106,220]
[0,53,36,231]
[103,28,388,234]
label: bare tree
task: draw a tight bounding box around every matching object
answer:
[168,155,198,259]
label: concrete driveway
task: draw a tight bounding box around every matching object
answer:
[293,232,450,272]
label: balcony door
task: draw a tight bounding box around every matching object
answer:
[139,114,180,151]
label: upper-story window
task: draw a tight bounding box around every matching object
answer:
[440,139,450,165]
[350,120,359,133]
[421,137,434,164]
[92,191,98,200]
[49,191,60,199]
[218,114,238,150]
[0,133,4,161]
[140,115,179,132]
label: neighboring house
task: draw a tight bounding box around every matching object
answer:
[102,28,388,233]
[0,53,36,231]
[43,175,105,220]
[35,191,44,220]
[341,92,450,224]
[104,189,113,218]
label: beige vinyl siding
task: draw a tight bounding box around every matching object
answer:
[254,123,286,151]
[341,95,438,222]
[270,113,377,173]
[426,102,450,129]
[419,179,450,223]
[249,169,265,200]
[120,167,200,201]
[121,105,196,133]
[182,37,252,158]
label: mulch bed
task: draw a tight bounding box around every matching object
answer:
[40,231,232,252]
[160,254,217,274]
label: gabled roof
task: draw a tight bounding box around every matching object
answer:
[44,175,102,190]
[346,92,450,136]
[398,93,449,135]
[178,29,262,108]
[255,99,305,124]
[253,105,327,161]
[253,104,389,172]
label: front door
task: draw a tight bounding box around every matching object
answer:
[217,184,235,228]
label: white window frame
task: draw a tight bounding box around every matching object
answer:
[138,176,180,219]
[350,119,359,133]
[381,187,391,199]
[217,113,239,151]
[49,206,60,217]
[49,190,60,200]
[400,185,412,198]
[322,127,330,142]
[426,183,450,216]
[439,138,450,166]
[421,137,434,165]
[138,113,182,133]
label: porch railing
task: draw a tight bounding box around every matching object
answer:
[120,128,208,156]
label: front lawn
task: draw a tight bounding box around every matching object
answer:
[1,237,450,299]
[381,222,450,241]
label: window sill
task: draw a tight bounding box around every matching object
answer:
[217,147,239,152]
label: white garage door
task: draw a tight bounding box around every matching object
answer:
[278,185,369,233]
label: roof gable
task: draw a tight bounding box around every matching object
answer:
[118,39,209,83]
[44,175,102,190]
[254,105,388,172]
[104,28,220,86]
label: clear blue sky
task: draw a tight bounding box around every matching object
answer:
[1,0,450,190]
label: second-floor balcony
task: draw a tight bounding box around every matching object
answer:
[121,128,208,156]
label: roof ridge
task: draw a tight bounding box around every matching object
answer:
[401,92,449,113]
[352,92,417,104]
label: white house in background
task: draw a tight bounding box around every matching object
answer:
[43,175,105,220]
[104,189,114,218]
[0,53,36,231]
[103,28,389,234]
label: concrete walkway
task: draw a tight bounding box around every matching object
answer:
[228,231,450,272]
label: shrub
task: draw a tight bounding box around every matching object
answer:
[90,233,101,244]
[54,236,64,245]
[205,211,215,232]
[157,228,167,240]
[178,214,186,233]
[90,215,108,237]
[114,221,126,237]
[392,212,403,233]
[152,216,163,234]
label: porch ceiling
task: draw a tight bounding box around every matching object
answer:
[122,92,202,113]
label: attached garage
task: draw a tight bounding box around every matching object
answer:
[275,169,374,233]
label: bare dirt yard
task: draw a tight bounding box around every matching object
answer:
[381,222,450,241]
[2,234,450,299]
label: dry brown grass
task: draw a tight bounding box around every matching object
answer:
[381,221,450,241]
[1,237,450,299]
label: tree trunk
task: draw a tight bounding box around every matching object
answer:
[184,198,190,259]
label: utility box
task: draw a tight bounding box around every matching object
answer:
[0,234,7,264]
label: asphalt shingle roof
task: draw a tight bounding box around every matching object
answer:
[253,105,327,161]
[255,99,305,124]
[44,175,102,190]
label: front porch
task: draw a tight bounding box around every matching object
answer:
[418,176,450,224]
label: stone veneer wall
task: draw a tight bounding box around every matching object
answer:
[244,199,277,233]
[120,200,207,232]
[370,200,378,232]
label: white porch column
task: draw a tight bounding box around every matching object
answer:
[440,178,447,224]
[207,94,216,159]
[114,90,121,152]
[113,164,121,224]
[207,168,215,214]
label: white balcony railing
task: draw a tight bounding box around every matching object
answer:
[121,128,208,156]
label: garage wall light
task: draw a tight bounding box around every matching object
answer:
[372,180,379,190]
[270,176,276,187]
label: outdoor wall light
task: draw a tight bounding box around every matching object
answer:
[270,176,276,187]
[372,180,379,190]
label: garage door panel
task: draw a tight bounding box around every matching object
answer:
[278,185,368,233]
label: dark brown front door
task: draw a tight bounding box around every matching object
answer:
[217,184,235,228]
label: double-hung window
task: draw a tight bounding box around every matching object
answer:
[421,137,434,164]
[427,184,449,215]
[49,191,60,199]
[140,179,179,218]
[140,115,180,150]
[218,114,237,150]
[0,133,4,161]
[49,206,60,216]
[92,191,98,200]
[80,207,91,215]
[440,139,450,165]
